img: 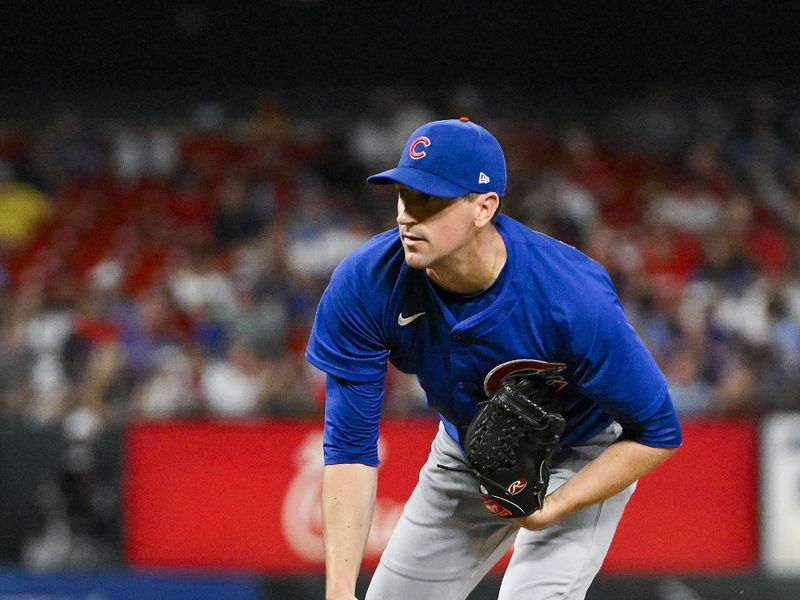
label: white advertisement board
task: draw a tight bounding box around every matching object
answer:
[762,412,800,576]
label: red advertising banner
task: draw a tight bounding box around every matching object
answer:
[604,418,758,573]
[125,419,437,572]
[124,418,757,574]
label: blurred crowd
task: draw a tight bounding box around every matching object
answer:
[5,85,800,570]
[2,85,800,436]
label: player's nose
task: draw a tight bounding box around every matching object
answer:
[397,201,418,225]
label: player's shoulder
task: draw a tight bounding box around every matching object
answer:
[500,216,624,331]
[499,216,609,284]
[328,228,404,294]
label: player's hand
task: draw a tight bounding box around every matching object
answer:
[511,494,562,531]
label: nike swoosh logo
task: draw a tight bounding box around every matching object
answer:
[398,311,426,326]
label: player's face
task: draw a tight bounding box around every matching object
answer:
[396,185,480,269]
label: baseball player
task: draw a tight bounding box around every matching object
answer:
[305,117,681,600]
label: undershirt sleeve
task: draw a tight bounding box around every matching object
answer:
[323,374,385,466]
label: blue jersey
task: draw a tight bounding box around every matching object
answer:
[306,215,681,465]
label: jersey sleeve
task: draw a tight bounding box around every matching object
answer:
[617,393,682,447]
[305,258,390,383]
[561,267,682,448]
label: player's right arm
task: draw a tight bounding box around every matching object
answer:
[322,462,377,600]
[318,375,384,599]
[305,247,393,598]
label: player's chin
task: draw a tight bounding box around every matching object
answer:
[402,251,431,270]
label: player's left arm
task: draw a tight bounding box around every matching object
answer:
[518,392,681,530]
[516,265,682,530]
[514,439,675,530]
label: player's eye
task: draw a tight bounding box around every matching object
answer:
[397,186,431,204]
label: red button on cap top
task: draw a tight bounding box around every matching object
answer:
[459,116,470,122]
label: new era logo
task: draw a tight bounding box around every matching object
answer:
[478,172,490,184]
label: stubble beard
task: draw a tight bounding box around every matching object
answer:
[403,250,431,270]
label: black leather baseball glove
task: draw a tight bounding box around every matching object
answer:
[442,371,566,518]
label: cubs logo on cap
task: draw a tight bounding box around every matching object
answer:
[366,118,507,198]
[409,136,431,159]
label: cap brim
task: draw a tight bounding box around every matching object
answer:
[366,166,471,198]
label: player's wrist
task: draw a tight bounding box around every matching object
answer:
[544,486,578,521]
[326,592,358,600]
[325,579,357,600]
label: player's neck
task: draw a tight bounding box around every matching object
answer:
[426,225,506,294]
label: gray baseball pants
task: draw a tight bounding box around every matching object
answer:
[365,422,635,600]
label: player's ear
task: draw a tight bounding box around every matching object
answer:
[474,192,500,228]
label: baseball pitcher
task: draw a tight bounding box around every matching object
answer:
[306,117,681,599]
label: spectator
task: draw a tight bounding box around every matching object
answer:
[0,161,51,247]
[211,175,268,247]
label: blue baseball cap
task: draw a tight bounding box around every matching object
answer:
[366,117,507,198]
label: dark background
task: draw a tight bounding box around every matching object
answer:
[3,1,800,102]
